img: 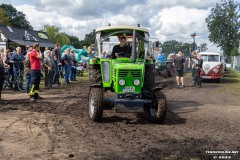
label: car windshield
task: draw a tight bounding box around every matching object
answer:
[202,55,219,62]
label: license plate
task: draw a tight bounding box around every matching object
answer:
[123,86,135,92]
[155,66,159,69]
[201,76,211,79]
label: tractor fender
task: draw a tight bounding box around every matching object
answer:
[90,84,102,89]
[150,87,163,95]
[89,84,102,97]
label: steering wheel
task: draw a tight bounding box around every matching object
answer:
[116,52,131,58]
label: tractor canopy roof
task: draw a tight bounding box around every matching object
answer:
[96,25,149,43]
[96,25,149,33]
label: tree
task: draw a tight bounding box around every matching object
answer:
[0,7,10,25]
[198,43,208,52]
[0,4,33,30]
[42,25,70,46]
[43,25,61,43]
[63,33,81,48]
[79,30,96,48]
[162,40,191,55]
[206,0,240,56]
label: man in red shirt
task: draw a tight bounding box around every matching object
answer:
[29,43,42,102]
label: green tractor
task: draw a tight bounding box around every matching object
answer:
[88,25,167,123]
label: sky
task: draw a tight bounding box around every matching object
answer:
[1,0,235,51]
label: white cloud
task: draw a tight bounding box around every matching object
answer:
[150,6,210,43]
[12,0,222,51]
[146,0,222,9]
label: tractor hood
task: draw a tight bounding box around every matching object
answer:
[114,63,144,70]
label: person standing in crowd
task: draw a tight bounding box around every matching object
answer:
[43,50,55,89]
[194,54,203,88]
[29,43,42,102]
[0,48,5,59]
[102,51,107,58]
[3,49,13,88]
[70,49,77,81]
[44,47,49,58]
[173,51,186,88]
[21,45,30,56]
[0,56,4,100]
[24,47,33,95]
[188,51,198,86]
[3,49,15,85]
[62,48,72,84]
[52,43,61,86]
[10,47,24,90]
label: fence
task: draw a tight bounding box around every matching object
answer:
[231,56,240,71]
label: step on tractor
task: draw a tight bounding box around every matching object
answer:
[88,25,167,123]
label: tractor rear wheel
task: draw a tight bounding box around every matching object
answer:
[89,64,102,84]
[148,90,167,123]
[89,87,103,122]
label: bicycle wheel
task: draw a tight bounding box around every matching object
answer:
[16,76,26,92]
[2,80,8,90]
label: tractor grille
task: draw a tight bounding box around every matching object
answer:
[114,69,117,77]
[118,70,141,77]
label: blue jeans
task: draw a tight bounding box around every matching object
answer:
[53,61,60,84]
[25,74,31,93]
[70,66,76,81]
[64,64,71,83]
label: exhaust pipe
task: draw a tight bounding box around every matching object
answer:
[131,29,136,63]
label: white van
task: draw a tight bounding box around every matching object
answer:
[198,51,225,82]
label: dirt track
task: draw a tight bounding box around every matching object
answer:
[0,70,240,160]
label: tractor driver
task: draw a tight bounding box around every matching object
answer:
[111,36,131,59]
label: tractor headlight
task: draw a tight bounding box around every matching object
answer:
[119,79,126,86]
[133,79,140,86]
[213,69,219,73]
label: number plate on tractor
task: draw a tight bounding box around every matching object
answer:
[123,86,135,92]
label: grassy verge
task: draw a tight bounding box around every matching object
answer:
[219,69,240,97]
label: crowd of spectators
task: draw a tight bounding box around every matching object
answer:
[0,43,84,101]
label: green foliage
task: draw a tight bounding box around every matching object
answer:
[43,25,70,46]
[0,7,10,25]
[0,4,33,30]
[56,33,70,46]
[43,25,60,42]
[231,46,239,56]
[63,33,81,48]
[162,40,192,56]
[206,0,240,56]
[198,43,208,52]
[79,30,96,48]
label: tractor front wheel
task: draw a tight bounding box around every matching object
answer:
[148,90,167,123]
[89,87,103,122]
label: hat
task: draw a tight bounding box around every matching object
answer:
[26,45,30,48]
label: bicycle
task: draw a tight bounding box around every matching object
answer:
[2,66,11,90]
[15,67,26,91]
[4,61,26,92]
